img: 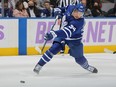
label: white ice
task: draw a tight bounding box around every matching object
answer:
[0,53,116,87]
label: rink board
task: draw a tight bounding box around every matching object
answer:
[0,18,116,55]
[0,19,18,55]
[27,18,116,55]
[27,45,116,55]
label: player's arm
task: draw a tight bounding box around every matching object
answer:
[54,23,76,38]
[44,22,77,41]
[54,6,67,19]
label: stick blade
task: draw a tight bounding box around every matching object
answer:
[104,48,113,54]
[35,46,42,54]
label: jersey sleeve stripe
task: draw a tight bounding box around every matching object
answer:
[62,29,69,38]
[64,27,72,37]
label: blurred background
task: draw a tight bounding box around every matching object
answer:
[0,0,116,17]
[0,0,115,56]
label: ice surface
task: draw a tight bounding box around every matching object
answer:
[0,53,116,87]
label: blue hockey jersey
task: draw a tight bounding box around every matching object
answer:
[54,5,85,42]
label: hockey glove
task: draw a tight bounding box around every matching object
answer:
[44,31,57,41]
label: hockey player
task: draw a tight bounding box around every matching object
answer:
[33,3,98,74]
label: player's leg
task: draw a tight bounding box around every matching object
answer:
[75,56,98,73]
[33,38,65,74]
[33,43,61,74]
[68,42,98,73]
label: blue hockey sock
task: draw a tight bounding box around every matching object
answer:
[38,50,53,66]
[75,56,89,69]
[38,43,62,66]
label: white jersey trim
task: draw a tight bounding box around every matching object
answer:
[64,27,72,37]
[44,53,51,60]
[41,57,47,63]
[62,29,69,38]
[65,37,82,40]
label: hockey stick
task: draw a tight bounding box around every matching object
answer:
[35,16,58,54]
[104,48,116,54]
[41,16,58,53]
[58,17,65,55]
[35,44,42,54]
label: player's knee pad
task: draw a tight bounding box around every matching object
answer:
[68,48,83,58]
[53,38,65,51]
[68,43,83,58]
[49,42,62,55]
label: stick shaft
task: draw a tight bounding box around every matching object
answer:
[41,16,58,52]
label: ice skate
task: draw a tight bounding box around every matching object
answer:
[86,65,98,73]
[33,64,42,74]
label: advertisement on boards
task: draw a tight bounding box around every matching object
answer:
[27,18,116,54]
[0,19,18,55]
[83,19,116,45]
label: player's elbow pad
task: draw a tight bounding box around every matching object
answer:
[62,27,74,38]
[55,29,73,38]
[55,30,67,38]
